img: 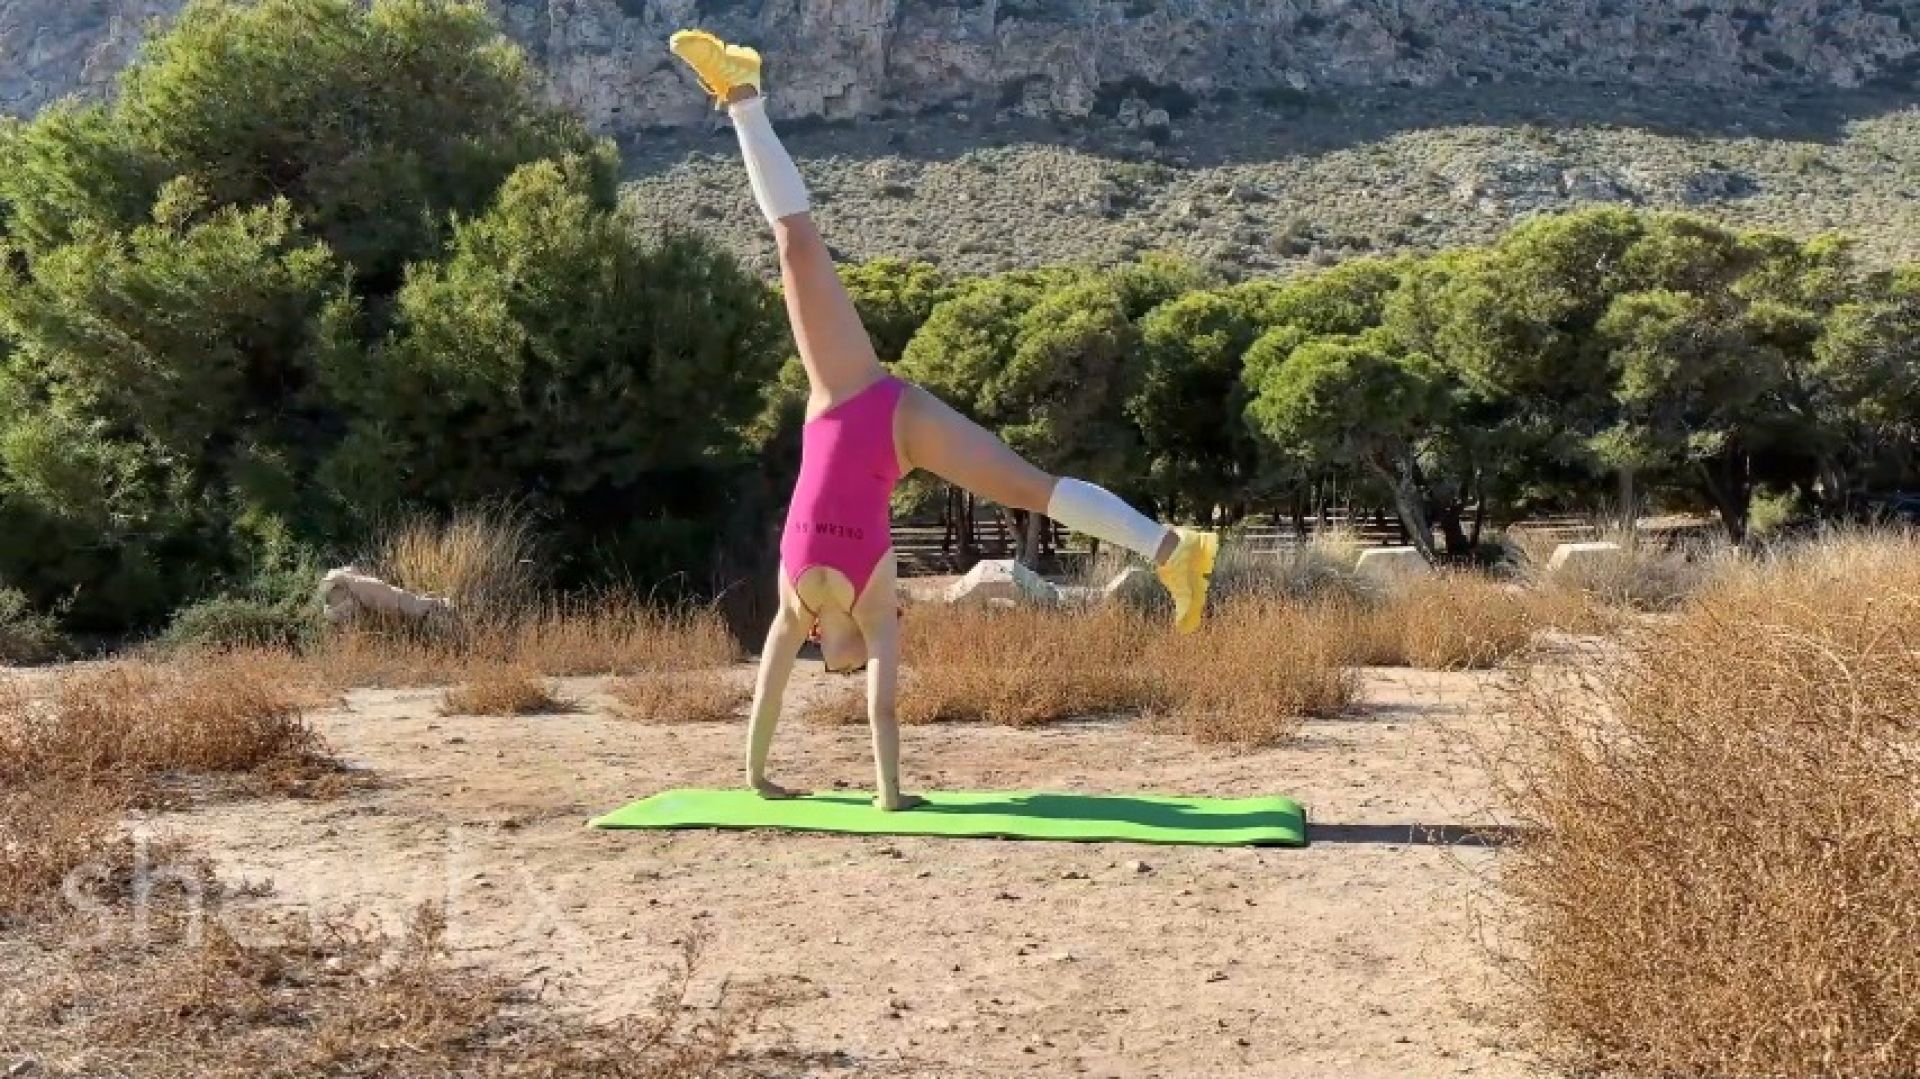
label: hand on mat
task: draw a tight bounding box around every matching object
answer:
[752,779,809,800]
[875,792,928,812]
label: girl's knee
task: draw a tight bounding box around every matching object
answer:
[774,216,825,262]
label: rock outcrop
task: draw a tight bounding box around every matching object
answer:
[4,1,1914,134]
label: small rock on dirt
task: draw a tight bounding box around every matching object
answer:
[1125,859,1152,874]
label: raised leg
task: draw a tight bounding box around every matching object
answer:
[775,212,886,408]
[898,385,1177,562]
[897,384,1059,514]
[725,86,884,407]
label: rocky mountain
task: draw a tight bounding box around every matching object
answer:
[4,1,1916,133]
[6,1,1917,278]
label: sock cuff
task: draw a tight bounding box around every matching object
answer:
[1047,478,1170,560]
[727,95,769,120]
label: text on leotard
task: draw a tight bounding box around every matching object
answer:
[789,521,866,540]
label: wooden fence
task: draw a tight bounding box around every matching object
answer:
[890,509,1610,578]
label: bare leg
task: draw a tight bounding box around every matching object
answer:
[857,610,923,812]
[777,215,887,411]
[746,599,812,798]
[898,385,1179,564]
[722,85,884,411]
[848,555,922,810]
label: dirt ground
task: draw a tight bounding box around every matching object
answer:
[134,663,1537,1078]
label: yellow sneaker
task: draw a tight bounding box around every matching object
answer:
[668,29,762,107]
[1155,528,1219,634]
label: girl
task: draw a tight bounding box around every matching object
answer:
[669,32,1218,810]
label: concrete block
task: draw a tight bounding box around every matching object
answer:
[1102,565,1162,606]
[942,559,1059,606]
[1546,541,1625,575]
[1354,546,1434,587]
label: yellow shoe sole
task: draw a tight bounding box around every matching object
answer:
[1159,529,1219,635]
[669,29,762,106]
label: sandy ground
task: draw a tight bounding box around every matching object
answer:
[133,664,1537,1078]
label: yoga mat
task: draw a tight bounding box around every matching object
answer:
[589,788,1307,847]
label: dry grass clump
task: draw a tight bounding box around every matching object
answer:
[1392,573,1539,669]
[3,894,769,1078]
[1145,598,1356,745]
[0,653,327,788]
[895,604,1157,726]
[1210,529,1365,604]
[1503,531,1920,1077]
[314,598,739,688]
[609,672,750,724]
[801,686,868,727]
[441,665,573,716]
[0,655,335,923]
[806,599,1354,745]
[371,506,542,616]
[1312,597,1407,666]
[1315,573,1540,669]
[492,598,740,677]
[1507,525,1729,611]
[0,778,128,925]
[308,509,739,688]
[1513,582,1625,636]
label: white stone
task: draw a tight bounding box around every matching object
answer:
[942,559,1059,606]
[1102,566,1162,606]
[1546,541,1625,574]
[1353,547,1434,586]
[316,567,452,624]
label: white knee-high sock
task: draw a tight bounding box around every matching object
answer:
[1047,478,1173,562]
[728,96,810,226]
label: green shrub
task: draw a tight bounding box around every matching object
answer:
[162,596,319,652]
[0,587,71,665]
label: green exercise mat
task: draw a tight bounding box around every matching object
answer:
[589,788,1307,847]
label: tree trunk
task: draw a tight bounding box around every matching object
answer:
[1697,456,1751,547]
[1367,457,1438,561]
[958,493,977,565]
[1816,456,1849,518]
[1434,502,1471,558]
[940,485,956,561]
[1618,466,1638,534]
[1014,511,1046,568]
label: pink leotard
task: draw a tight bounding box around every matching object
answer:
[781,376,905,599]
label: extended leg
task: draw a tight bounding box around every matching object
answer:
[899,386,1174,560]
[674,30,884,406]
[898,385,1219,631]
